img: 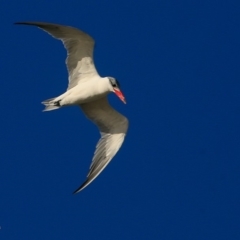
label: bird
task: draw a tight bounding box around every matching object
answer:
[15,22,129,194]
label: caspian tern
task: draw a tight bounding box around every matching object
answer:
[15,22,129,193]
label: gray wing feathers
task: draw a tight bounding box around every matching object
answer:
[73,98,128,193]
[89,133,125,175]
[15,22,98,89]
[80,97,128,134]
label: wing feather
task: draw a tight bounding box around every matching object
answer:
[73,98,128,193]
[15,22,99,89]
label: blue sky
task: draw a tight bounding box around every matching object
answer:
[1,0,240,239]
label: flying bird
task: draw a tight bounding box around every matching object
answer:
[15,22,128,193]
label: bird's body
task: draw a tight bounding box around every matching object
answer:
[16,21,128,193]
[48,74,111,107]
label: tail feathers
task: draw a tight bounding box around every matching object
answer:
[42,97,61,112]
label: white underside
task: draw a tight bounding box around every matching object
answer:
[54,76,112,106]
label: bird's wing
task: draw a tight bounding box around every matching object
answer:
[73,97,129,193]
[15,22,99,90]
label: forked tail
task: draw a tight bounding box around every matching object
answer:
[42,97,61,112]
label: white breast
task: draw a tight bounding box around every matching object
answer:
[59,77,111,106]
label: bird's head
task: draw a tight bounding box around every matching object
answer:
[108,77,126,104]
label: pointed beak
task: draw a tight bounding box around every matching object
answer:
[113,88,126,104]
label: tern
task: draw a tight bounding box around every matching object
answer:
[15,22,129,193]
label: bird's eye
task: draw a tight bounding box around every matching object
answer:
[109,78,119,88]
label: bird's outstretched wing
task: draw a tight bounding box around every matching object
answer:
[73,97,129,193]
[15,22,99,89]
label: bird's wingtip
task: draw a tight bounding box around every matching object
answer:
[14,22,26,25]
[72,179,92,194]
[14,22,32,25]
[72,188,81,195]
[72,186,84,195]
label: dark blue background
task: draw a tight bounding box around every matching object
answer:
[1,0,240,239]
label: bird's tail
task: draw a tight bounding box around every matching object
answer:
[42,97,61,112]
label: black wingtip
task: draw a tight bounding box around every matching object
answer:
[14,22,36,26]
[72,179,91,194]
[72,188,79,194]
[14,22,28,25]
[72,190,79,195]
[72,185,84,195]
[72,189,81,195]
[14,22,60,30]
